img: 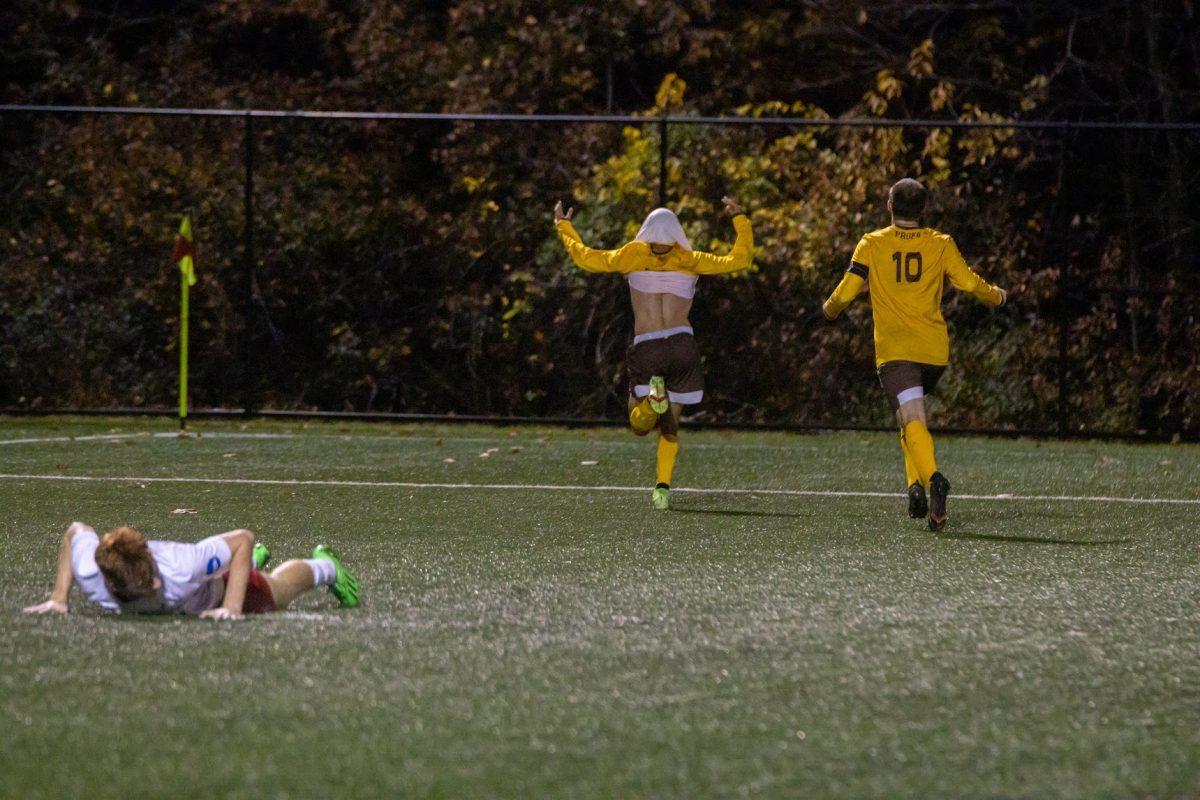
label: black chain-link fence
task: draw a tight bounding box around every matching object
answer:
[1,105,1196,439]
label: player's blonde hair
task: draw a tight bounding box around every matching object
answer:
[95,526,157,602]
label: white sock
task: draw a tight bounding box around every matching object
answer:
[305,558,337,587]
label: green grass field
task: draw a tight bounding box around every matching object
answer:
[1,416,1197,799]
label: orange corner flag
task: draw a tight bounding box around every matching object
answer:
[172,215,196,286]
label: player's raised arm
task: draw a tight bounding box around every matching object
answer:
[822,239,870,319]
[199,529,255,621]
[554,201,630,273]
[22,522,90,614]
[943,237,1008,307]
[688,196,754,275]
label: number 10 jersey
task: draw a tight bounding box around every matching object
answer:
[827,225,1005,366]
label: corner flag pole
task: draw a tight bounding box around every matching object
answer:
[179,264,189,429]
[172,215,197,431]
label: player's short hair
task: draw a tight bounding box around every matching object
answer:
[96,526,157,602]
[888,178,927,220]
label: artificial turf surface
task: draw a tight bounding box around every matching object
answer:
[0,416,1197,799]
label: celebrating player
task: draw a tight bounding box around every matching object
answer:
[822,178,1008,530]
[554,197,753,509]
[22,521,360,619]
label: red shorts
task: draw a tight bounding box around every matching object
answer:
[223,570,277,614]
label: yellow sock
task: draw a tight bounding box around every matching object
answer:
[656,436,679,486]
[899,431,919,487]
[629,398,658,434]
[901,421,938,486]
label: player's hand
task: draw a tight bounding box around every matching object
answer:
[553,201,574,222]
[23,599,68,614]
[998,288,1009,305]
[201,607,243,621]
[722,196,744,216]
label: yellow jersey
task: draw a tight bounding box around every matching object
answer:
[823,225,1005,366]
[556,215,754,275]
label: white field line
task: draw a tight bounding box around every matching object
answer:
[0,472,1195,506]
[0,433,159,445]
[0,432,299,445]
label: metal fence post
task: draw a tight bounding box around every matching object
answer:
[242,112,257,416]
[658,116,668,207]
[1056,121,1072,437]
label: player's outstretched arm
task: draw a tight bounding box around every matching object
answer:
[200,529,255,621]
[553,201,627,273]
[821,272,866,320]
[23,522,85,614]
[824,236,872,319]
[689,196,754,275]
[944,238,1007,307]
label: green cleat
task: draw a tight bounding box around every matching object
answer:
[252,542,271,571]
[312,545,361,608]
[647,375,669,415]
[652,484,670,510]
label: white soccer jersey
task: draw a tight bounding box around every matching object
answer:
[70,527,232,615]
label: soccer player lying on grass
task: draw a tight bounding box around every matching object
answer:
[22,522,359,619]
[822,178,1009,530]
[554,196,753,509]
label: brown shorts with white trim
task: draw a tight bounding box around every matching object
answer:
[627,331,704,405]
[877,360,946,412]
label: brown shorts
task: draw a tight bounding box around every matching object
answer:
[626,328,704,405]
[877,360,946,412]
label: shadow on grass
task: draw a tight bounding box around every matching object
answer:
[956,506,1084,523]
[937,530,1130,546]
[669,505,810,520]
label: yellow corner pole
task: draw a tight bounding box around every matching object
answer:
[174,214,195,431]
[179,267,189,429]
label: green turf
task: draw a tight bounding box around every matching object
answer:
[1,416,1197,799]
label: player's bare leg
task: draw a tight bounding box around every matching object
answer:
[263,560,319,609]
[897,397,949,530]
[652,402,683,510]
[261,549,360,609]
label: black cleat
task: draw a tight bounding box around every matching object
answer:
[907,482,928,519]
[928,471,950,531]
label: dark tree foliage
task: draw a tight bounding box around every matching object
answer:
[0,1,1196,436]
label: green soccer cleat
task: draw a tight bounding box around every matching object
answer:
[312,545,361,608]
[252,542,271,571]
[652,484,670,510]
[647,375,669,415]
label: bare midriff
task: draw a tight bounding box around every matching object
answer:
[629,287,693,335]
